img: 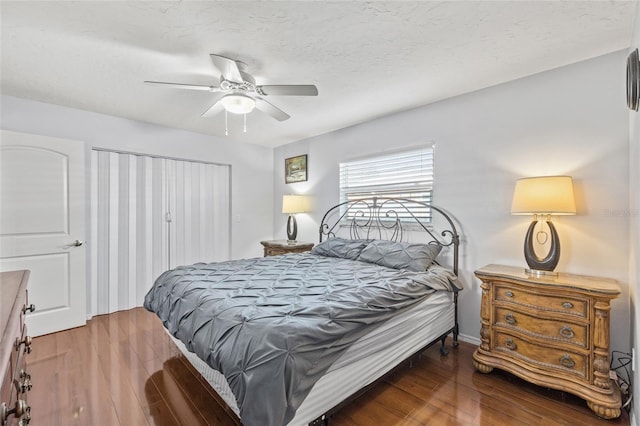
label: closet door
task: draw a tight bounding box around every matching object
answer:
[90,150,230,316]
[166,158,230,268]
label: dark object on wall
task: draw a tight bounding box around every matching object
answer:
[285,154,307,184]
[628,48,639,111]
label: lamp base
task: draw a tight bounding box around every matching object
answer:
[525,268,559,277]
[286,215,298,242]
[524,218,560,273]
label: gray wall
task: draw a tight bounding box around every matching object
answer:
[273,51,631,354]
[1,95,274,261]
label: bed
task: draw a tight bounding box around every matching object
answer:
[144,197,461,426]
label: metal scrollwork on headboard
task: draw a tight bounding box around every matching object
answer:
[319,197,460,274]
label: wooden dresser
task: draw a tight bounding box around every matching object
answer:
[1,270,34,426]
[472,264,621,419]
[260,240,314,257]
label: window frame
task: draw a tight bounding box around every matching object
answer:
[338,145,435,227]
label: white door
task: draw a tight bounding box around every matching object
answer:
[0,130,86,336]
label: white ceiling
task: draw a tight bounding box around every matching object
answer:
[1,1,636,148]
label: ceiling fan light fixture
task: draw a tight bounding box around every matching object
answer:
[146,54,316,122]
[221,93,255,114]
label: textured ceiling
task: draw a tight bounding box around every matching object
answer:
[1,1,636,148]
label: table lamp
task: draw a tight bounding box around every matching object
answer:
[511,176,576,276]
[282,195,310,243]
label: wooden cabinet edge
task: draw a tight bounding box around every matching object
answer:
[472,348,621,418]
[474,265,620,297]
[260,240,314,257]
[1,270,32,426]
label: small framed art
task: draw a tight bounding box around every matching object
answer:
[285,154,308,184]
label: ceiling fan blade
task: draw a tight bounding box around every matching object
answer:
[210,54,244,83]
[258,85,318,96]
[201,93,227,117]
[254,97,290,121]
[144,81,219,92]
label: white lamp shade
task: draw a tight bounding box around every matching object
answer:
[220,94,255,114]
[511,175,576,215]
[282,195,311,214]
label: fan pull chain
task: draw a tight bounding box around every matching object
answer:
[225,110,228,136]
[243,114,247,133]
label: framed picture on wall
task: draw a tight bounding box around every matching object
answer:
[285,154,308,184]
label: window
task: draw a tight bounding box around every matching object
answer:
[339,146,434,222]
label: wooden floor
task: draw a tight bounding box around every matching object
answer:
[26,307,630,426]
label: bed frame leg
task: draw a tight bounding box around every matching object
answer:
[439,336,449,356]
[452,290,460,348]
[453,324,459,348]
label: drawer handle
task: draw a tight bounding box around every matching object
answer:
[562,301,574,309]
[18,378,32,394]
[559,326,575,339]
[504,313,516,325]
[16,370,33,396]
[504,338,517,350]
[560,354,575,368]
[14,336,33,354]
[0,399,30,423]
[504,291,514,298]
[22,304,35,314]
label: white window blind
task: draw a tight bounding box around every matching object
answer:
[339,146,434,222]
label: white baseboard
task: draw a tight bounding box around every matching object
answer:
[458,333,480,346]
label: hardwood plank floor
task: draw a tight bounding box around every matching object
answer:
[26,307,630,425]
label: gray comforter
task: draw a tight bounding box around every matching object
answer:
[144,252,459,426]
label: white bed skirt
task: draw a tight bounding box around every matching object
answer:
[169,290,455,425]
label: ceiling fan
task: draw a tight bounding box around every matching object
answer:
[145,54,318,122]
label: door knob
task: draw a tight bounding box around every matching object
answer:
[72,240,84,247]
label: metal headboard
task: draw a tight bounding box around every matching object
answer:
[318,197,460,275]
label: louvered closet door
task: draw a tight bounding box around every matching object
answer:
[90,150,230,316]
[166,158,230,268]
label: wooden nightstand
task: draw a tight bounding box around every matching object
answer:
[472,264,621,419]
[260,240,314,257]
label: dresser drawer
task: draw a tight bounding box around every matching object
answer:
[0,354,13,416]
[1,271,32,426]
[495,284,588,318]
[494,332,587,380]
[261,241,314,257]
[494,307,587,348]
[266,246,311,256]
